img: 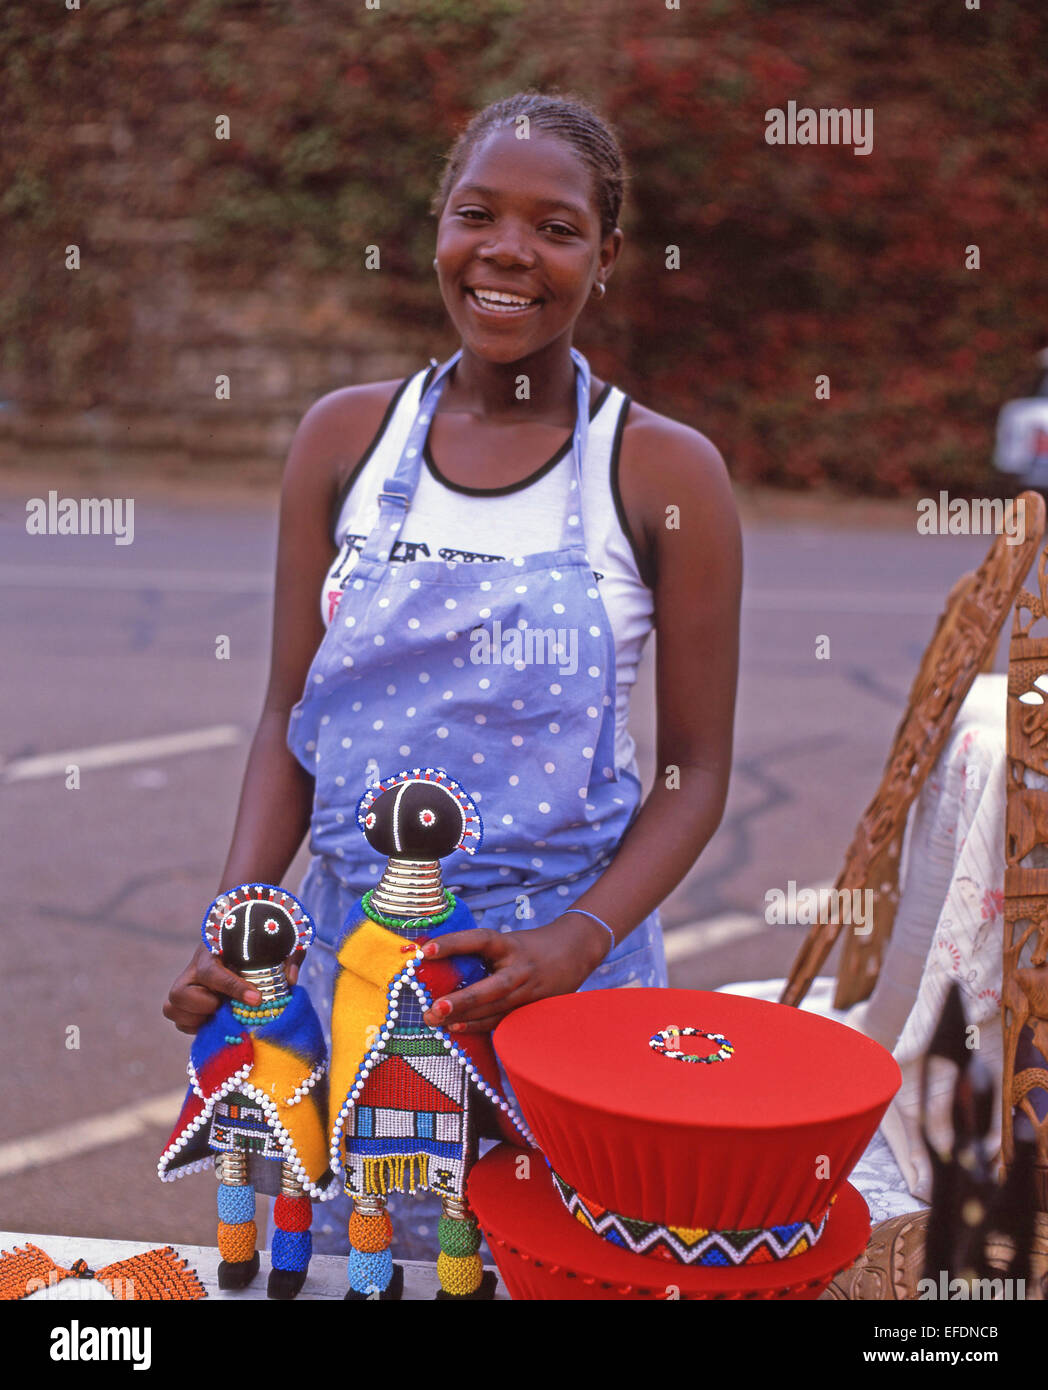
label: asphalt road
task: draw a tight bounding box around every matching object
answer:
[0,472,1021,1246]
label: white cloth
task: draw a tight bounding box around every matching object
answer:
[847,673,1006,1202]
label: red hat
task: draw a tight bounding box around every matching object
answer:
[468,988,900,1300]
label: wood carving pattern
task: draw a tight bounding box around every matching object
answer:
[1004,548,1048,1209]
[821,1211,1048,1300]
[781,492,1045,1011]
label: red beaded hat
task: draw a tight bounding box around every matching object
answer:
[469,988,901,1300]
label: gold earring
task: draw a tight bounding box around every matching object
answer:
[433,258,439,271]
[593,281,606,299]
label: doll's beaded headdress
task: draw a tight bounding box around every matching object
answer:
[355,767,484,856]
[201,883,315,957]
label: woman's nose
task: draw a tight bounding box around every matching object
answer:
[479,225,536,266]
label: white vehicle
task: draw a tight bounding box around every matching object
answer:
[994,348,1048,487]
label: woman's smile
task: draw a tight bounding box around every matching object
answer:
[465,284,544,317]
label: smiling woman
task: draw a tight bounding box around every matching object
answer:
[163,89,743,1277]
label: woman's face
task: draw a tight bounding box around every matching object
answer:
[434,126,621,365]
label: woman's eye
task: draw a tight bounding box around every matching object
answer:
[546,223,575,237]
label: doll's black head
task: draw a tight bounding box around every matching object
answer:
[217,899,298,971]
[362,779,467,860]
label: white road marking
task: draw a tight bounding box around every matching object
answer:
[1,725,243,783]
[0,565,945,612]
[663,881,836,962]
[0,564,270,594]
[744,588,946,613]
[0,1091,187,1180]
[663,912,765,962]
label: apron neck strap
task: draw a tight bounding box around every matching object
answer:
[361,347,593,563]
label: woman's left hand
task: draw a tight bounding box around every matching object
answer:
[418,915,611,1032]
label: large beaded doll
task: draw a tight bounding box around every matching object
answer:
[158,885,334,1298]
[328,769,534,1299]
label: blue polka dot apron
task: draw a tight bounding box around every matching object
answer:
[286,348,666,1256]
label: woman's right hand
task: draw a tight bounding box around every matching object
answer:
[162,945,305,1034]
[162,943,261,1035]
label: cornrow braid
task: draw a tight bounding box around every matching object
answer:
[430,90,626,240]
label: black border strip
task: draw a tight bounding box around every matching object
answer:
[423,382,614,496]
[609,392,652,588]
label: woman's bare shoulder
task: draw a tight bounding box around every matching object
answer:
[616,396,735,589]
[291,377,409,482]
[621,397,727,475]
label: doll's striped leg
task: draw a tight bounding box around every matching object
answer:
[216,1150,260,1290]
[344,1194,403,1300]
[435,1195,495,1300]
[267,1166,313,1300]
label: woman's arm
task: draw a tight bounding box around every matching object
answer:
[421,415,743,1030]
[162,385,393,1032]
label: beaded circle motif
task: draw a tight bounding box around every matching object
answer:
[201,882,315,957]
[354,767,483,855]
[649,1025,734,1064]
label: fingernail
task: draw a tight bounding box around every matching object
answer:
[422,942,438,957]
[245,991,261,1004]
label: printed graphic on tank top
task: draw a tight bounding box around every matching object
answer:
[287,351,660,961]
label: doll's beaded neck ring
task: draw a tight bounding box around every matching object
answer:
[649,1025,735,1064]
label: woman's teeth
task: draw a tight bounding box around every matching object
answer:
[470,289,538,314]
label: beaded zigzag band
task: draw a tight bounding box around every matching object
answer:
[649,1025,734,1064]
[549,1168,835,1267]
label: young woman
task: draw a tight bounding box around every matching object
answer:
[164,91,741,1254]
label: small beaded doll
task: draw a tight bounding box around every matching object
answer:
[159,885,334,1299]
[327,769,534,1299]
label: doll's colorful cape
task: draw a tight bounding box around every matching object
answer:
[158,985,334,1200]
[468,987,902,1300]
[328,894,534,1200]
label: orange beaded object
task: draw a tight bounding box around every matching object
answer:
[349,1209,393,1253]
[217,1220,258,1264]
[0,1242,205,1301]
[94,1247,206,1301]
[0,1245,72,1300]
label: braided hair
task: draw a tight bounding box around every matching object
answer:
[431,90,626,241]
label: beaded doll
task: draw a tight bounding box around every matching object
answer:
[159,885,334,1299]
[327,769,534,1299]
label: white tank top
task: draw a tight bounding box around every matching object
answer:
[322,365,655,779]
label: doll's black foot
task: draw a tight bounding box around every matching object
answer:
[344,1263,404,1300]
[218,1251,260,1290]
[268,1266,308,1300]
[435,1269,498,1300]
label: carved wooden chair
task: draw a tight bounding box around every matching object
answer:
[825,543,1048,1298]
[1003,539,1048,1211]
[781,490,1045,1011]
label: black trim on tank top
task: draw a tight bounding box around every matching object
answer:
[423,381,614,496]
[609,393,652,589]
[328,371,424,544]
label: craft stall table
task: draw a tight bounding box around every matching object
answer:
[0,1231,509,1301]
